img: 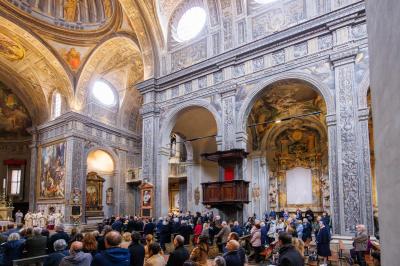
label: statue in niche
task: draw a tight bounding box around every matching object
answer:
[269,182,277,207]
[170,133,177,157]
[194,187,200,205]
[104,0,113,18]
[252,183,261,199]
[64,0,78,22]
[106,188,113,205]
[71,188,81,204]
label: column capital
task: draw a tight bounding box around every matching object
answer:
[140,103,160,117]
[218,81,238,98]
[330,48,359,67]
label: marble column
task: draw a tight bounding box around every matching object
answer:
[247,152,269,218]
[28,130,38,211]
[221,86,237,150]
[330,49,373,235]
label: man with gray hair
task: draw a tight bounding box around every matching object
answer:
[25,227,47,257]
[215,221,231,253]
[60,241,92,266]
[166,235,189,266]
[44,239,69,266]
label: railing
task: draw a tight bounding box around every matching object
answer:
[168,163,187,178]
[13,255,48,266]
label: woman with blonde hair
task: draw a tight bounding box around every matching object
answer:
[82,232,98,258]
[120,232,132,249]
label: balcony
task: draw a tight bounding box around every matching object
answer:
[168,163,187,179]
[125,168,142,184]
[201,180,250,207]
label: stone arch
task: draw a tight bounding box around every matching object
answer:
[84,146,119,174]
[0,16,74,124]
[159,99,223,149]
[236,71,335,136]
[74,34,143,112]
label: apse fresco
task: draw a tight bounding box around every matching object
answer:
[39,142,66,199]
[0,82,31,138]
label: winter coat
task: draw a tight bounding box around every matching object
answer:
[215,226,231,244]
[48,231,70,253]
[25,235,47,257]
[160,223,172,244]
[231,225,244,237]
[128,242,145,266]
[250,227,262,247]
[178,224,193,245]
[166,245,189,266]
[302,222,312,241]
[278,244,304,266]
[316,226,331,257]
[143,222,155,236]
[223,250,243,266]
[189,245,208,266]
[353,231,369,252]
[92,247,130,266]
[44,250,69,266]
[60,251,92,266]
[261,225,268,245]
[144,254,165,266]
[2,239,25,266]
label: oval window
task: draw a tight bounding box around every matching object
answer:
[92,81,116,106]
[176,7,207,42]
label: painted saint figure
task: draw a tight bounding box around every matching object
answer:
[143,190,151,206]
[64,0,78,22]
[24,211,33,228]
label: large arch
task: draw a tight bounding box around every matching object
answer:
[159,99,223,149]
[74,34,143,113]
[0,16,74,124]
[236,71,335,136]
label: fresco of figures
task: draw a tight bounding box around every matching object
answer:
[39,142,66,199]
[0,82,31,138]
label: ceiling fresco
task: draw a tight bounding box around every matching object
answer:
[0,82,32,139]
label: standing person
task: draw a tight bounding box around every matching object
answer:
[316,221,331,266]
[145,243,165,266]
[353,224,368,266]
[222,240,243,266]
[120,232,132,249]
[143,219,155,236]
[60,241,92,266]
[277,232,304,266]
[250,223,262,263]
[92,231,130,266]
[305,208,314,223]
[231,221,243,237]
[178,220,192,245]
[82,233,98,258]
[193,219,203,244]
[166,235,189,266]
[159,219,171,252]
[295,209,302,221]
[190,235,209,266]
[301,218,312,243]
[296,220,304,240]
[215,221,231,253]
[144,234,154,260]
[25,227,47,257]
[201,223,210,240]
[267,217,277,244]
[227,233,246,265]
[15,210,23,224]
[111,217,123,233]
[128,231,145,266]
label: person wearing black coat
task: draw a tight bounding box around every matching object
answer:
[159,220,171,251]
[128,232,145,266]
[305,208,314,222]
[48,225,70,253]
[112,218,123,232]
[166,235,189,266]
[277,232,304,266]
[44,239,69,266]
[223,240,243,266]
[178,220,192,245]
[301,219,312,243]
[316,221,331,265]
[126,217,135,233]
[143,220,155,236]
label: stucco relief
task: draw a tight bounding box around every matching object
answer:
[222,97,235,150]
[337,64,361,232]
[171,39,207,72]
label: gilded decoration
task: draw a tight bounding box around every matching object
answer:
[0,33,25,61]
[0,82,31,139]
[86,172,105,212]
[38,142,66,200]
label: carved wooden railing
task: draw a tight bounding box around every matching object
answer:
[201,180,250,207]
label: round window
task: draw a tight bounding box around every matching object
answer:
[175,7,207,42]
[92,81,116,106]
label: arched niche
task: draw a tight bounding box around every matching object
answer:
[86,149,115,218]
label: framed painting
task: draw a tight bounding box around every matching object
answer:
[140,182,153,218]
[38,141,66,199]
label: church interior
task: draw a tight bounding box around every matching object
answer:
[0,0,398,265]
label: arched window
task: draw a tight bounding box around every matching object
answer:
[52,91,62,119]
[174,7,207,42]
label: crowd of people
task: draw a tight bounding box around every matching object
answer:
[0,208,380,266]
